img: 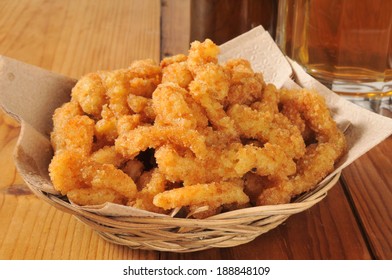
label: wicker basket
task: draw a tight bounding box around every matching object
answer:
[25,171,340,253]
[1,54,343,253]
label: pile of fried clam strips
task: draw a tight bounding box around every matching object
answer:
[48,39,346,219]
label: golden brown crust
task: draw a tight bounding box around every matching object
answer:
[48,38,346,217]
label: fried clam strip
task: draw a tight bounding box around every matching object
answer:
[49,150,138,205]
[98,60,161,117]
[280,89,346,148]
[129,168,168,214]
[234,143,296,177]
[161,61,193,89]
[116,114,142,135]
[256,89,347,205]
[82,161,137,201]
[128,77,158,99]
[99,69,132,117]
[227,104,306,159]
[155,143,296,186]
[243,173,294,206]
[115,125,208,159]
[90,145,126,167]
[153,180,249,211]
[223,58,265,107]
[152,82,208,130]
[187,39,220,74]
[49,151,88,195]
[122,159,144,182]
[51,114,95,155]
[95,109,145,151]
[280,101,313,142]
[188,63,238,138]
[67,188,127,206]
[128,59,162,85]
[94,105,119,146]
[71,73,107,119]
[256,143,339,205]
[160,54,187,68]
[51,101,81,151]
[186,39,238,137]
[250,83,280,114]
[51,100,83,128]
[152,82,199,129]
[126,94,155,123]
[71,60,161,121]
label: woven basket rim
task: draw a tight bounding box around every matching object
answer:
[26,171,340,222]
[22,170,341,252]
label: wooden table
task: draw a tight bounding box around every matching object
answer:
[0,0,391,260]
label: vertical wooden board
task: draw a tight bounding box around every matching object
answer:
[161,0,191,57]
[190,0,278,45]
[342,137,392,259]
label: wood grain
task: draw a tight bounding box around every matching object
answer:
[190,0,278,45]
[0,0,161,260]
[342,137,392,259]
[161,0,191,57]
[0,192,160,259]
[160,182,371,260]
[0,0,390,260]
[0,0,161,78]
[0,112,23,190]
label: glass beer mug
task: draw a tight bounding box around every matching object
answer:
[276,0,392,116]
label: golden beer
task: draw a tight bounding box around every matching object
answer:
[276,0,392,114]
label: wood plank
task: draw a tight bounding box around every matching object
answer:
[0,112,23,190]
[190,0,278,45]
[160,182,372,259]
[342,136,392,259]
[161,0,278,56]
[1,0,385,261]
[0,0,161,78]
[0,0,161,260]
[0,192,159,259]
[161,0,191,58]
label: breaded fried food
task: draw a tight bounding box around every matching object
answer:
[153,180,249,211]
[227,104,306,159]
[51,115,94,155]
[188,62,238,138]
[127,94,155,123]
[130,168,168,213]
[152,83,198,129]
[67,188,127,206]
[122,159,144,182]
[94,104,118,146]
[49,150,88,194]
[49,150,137,203]
[90,145,126,167]
[224,58,265,107]
[187,39,219,74]
[48,38,346,217]
[161,61,193,88]
[256,89,347,205]
[71,73,107,118]
[155,143,296,186]
[81,160,137,199]
[115,125,208,159]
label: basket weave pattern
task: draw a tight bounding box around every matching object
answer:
[26,172,340,252]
